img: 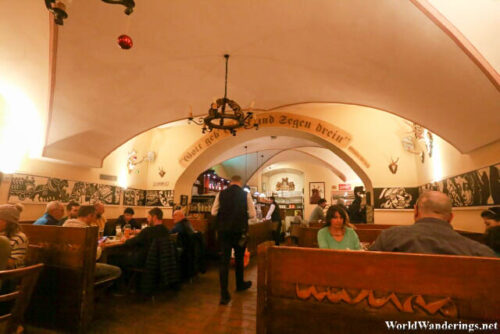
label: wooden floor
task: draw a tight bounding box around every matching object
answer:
[86,260,257,334]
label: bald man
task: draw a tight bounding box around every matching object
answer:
[369,191,495,257]
[170,210,194,234]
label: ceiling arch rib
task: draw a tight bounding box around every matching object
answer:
[215,147,351,185]
[245,149,349,185]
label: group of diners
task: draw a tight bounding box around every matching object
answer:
[4,200,199,294]
[314,190,499,258]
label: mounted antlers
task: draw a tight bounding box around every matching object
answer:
[388,157,399,174]
[158,167,166,178]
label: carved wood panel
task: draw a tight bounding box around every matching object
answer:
[296,284,457,317]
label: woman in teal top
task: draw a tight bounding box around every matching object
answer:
[317,205,361,250]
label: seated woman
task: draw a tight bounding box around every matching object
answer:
[485,225,500,257]
[317,205,361,250]
[0,204,28,269]
[481,207,500,231]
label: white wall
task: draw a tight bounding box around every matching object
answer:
[249,158,348,220]
[0,131,154,220]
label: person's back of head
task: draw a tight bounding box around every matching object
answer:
[414,191,453,223]
[230,175,242,187]
[77,205,96,225]
[148,207,163,224]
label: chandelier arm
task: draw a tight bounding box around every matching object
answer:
[45,0,68,25]
[101,0,135,15]
[188,118,204,126]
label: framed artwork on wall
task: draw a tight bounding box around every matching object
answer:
[309,182,325,204]
[180,195,189,206]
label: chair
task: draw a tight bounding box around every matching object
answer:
[177,231,206,281]
[0,264,44,334]
[126,236,180,297]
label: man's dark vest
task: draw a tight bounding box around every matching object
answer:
[216,185,248,232]
[271,203,281,222]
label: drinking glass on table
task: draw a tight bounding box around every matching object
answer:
[115,226,122,238]
[141,223,147,230]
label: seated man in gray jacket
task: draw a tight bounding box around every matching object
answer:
[369,191,495,257]
[308,199,327,223]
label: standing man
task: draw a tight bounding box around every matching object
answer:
[59,201,80,225]
[265,197,282,245]
[348,186,367,223]
[211,175,256,305]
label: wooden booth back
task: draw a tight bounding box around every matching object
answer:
[296,226,484,248]
[247,221,275,256]
[257,245,500,334]
[20,225,98,333]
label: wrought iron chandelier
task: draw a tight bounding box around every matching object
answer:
[188,55,259,136]
[44,0,135,25]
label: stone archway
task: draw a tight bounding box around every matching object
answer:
[174,126,373,205]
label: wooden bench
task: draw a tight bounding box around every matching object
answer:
[257,244,500,334]
[353,224,398,229]
[247,221,275,256]
[20,225,98,333]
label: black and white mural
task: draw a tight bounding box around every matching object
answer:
[145,190,174,207]
[8,174,122,205]
[374,187,419,209]
[123,189,146,206]
[123,189,174,207]
[419,164,499,207]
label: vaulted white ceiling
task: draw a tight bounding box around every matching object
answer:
[2,0,499,167]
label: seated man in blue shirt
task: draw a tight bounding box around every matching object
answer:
[369,191,495,257]
[170,210,194,234]
[33,201,65,225]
